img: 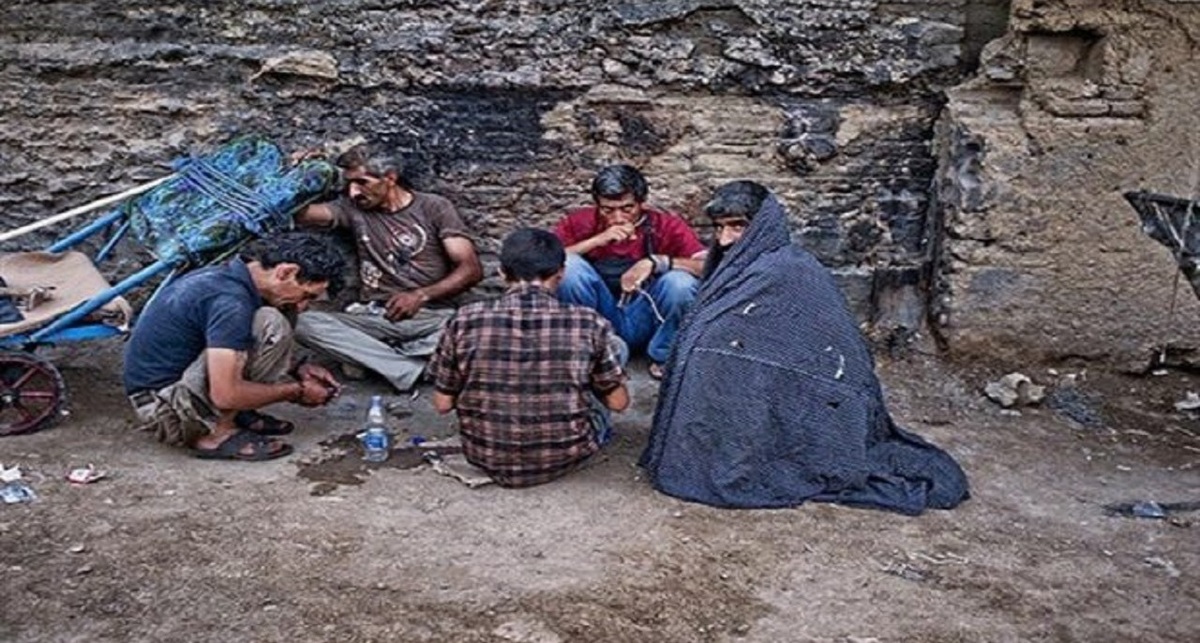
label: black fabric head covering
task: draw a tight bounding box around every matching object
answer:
[701,180,787,281]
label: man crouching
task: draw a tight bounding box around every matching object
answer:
[429,228,629,487]
[123,232,345,461]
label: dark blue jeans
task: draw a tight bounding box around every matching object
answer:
[557,254,698,364]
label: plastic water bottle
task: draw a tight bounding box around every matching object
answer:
[359,395,392,463]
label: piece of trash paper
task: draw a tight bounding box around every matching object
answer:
[1,481,36,504]
[66,465,108,485]
[1,463,22,483]
[425,452,494,488]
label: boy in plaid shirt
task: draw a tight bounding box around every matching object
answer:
[429,228,629,487]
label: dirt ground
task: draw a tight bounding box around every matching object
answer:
[2,339,1198,643]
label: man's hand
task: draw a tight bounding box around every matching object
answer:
[620,258,654,293]
[385,290,429,321]
[295,379,335,407]
[593,223,637,246]
[296,363,341,398]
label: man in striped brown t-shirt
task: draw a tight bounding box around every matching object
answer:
[429,228,629,487]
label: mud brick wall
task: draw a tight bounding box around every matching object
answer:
[934,0,1200,369]
[0,0,1006,340]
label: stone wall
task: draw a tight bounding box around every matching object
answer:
[935,0,1200,369]
[0,0,1004,340]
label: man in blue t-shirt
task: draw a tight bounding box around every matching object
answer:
[123,232,346,461]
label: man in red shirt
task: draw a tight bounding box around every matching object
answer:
[552,165,706,378]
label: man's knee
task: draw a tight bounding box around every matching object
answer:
[293,310,338,342]
[655,271,699,302]
[248,307,296,384]
[253,307,294,350]
[133,386,212,447]
[561,254,591,283]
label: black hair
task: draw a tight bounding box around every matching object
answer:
[500,228,566,281]
[590,164,648,203]
[240,231,346,296]
[704,180,769,220]
[335,144,414,190]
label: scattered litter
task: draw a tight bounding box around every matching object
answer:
[1144,556,1181,578]
[65,464,107,485]
[0,463,22,483]
[1104,500,1200,519]
[909,551,971,566]
[880,560,930,583]
[1130,501,1166,519]
[417,436,463,450]
[1,481,36,504]
[1175,392,1200,412]
[425,451,493,488]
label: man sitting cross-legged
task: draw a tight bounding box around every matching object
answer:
[428,228,630,487]
[293,144,483,393]
[123,232,345,461]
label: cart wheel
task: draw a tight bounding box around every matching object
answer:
[0,350,67,436]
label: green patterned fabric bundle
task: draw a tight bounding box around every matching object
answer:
[125,136,338,265]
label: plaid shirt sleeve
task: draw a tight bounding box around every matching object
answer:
[589,318,626,393]
[429,314,464,395]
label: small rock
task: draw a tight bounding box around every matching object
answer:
[68,544,86,554]
[985,372,1045,408]
[75,564,93,575]
[253,50,339,81]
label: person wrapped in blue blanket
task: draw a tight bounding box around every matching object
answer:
[640,181,969,514]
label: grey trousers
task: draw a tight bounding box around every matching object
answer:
[294,307,455,392]
[128,307,294,446]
